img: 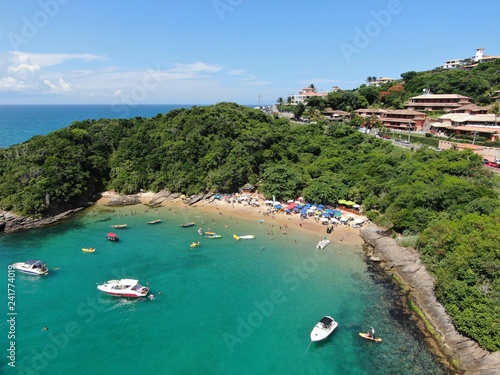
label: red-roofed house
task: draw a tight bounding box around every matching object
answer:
[405,93,471,112]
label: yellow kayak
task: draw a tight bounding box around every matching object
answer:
[190,242,200,248]
[82,248,95,253]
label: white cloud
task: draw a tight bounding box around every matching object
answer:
[58,78,73,92]
[0,77,32,90]
[8,62,40,73]
[228,69,245,76]
[42,77,73,93]
[170,61,222,74]
[10,51,107,68]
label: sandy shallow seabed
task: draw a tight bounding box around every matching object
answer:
[97,191,365,247]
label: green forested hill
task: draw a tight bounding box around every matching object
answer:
[0,102,499,350]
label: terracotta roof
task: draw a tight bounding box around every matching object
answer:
[439,114,498,123]
[450,104,492,113]
[386,109,426,116]
[409,94,471,100]
[407,102,463,108]
[453,126,499,134]
[382,118,416,123]
[322,108,350,115]
[354,108,387,114]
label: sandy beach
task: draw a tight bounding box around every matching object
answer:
[97,191,366,247]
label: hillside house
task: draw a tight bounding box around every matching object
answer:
[405,93,471,112]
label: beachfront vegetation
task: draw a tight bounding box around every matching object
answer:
[0,102,499,350]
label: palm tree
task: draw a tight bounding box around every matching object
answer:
[488,102,500,126]
[276,97,284,112]
[287,96,292,105]
[309,84,316,92]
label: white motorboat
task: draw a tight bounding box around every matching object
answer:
[310,316,338,342]
[97,279,149,298]
[233,234,256,240]
[316,239,330,249]
[11,260,48,276]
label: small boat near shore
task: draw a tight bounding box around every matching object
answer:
[316,239,330,249]
[206,234,222,239]
[106,232,119,241]
[82,247,95,253]
[310,316,338,342]
[111,224,128,229]
[147,219,162,224]
[97,279,149,298]
[180,222,195,228]
[233,234,256,240]
[11,260,49,276]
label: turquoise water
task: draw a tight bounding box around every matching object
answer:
[0,205,451,374]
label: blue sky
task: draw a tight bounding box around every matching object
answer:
[0,0,498,105]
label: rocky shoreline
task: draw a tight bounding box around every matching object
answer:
[0,190,210,234]
[0,207,85,233]
[360,224,500,375]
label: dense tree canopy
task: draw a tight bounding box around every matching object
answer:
[0,102,499,350]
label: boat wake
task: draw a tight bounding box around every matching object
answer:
[302,341,313,358]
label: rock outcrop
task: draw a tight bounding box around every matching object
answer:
[360,224,500,375]
[105,195,141,206]
[0,208,85,233]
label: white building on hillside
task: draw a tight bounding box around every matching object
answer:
[291,86,340,105]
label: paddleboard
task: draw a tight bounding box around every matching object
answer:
[359,332,382,342]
